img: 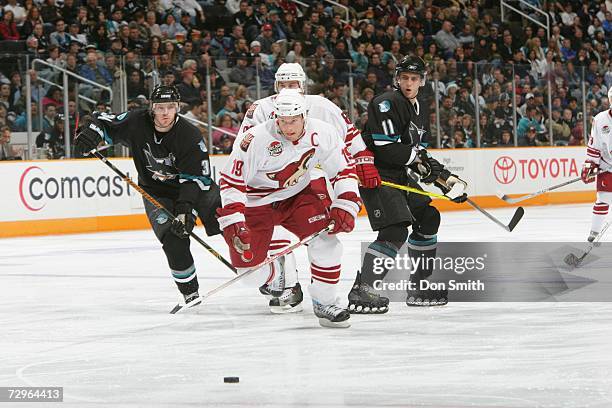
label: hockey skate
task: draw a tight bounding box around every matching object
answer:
[269,283,304,314]
[258,257,287,299]
[406,284,448,307]
[347,273,389,314]
[312,299,350,328]
[169,291,203,314]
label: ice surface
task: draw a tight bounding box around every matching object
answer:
[1,204,611,407]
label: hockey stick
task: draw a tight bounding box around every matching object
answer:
[382,179,524,232]
[170,224,333,313]
[381,181,451,200]
[497,176,582,204]
[563,221,611,267]
[465,198,524,232]
[88,149,238,275]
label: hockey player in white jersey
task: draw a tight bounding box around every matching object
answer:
[238,63,380,313]
[582,87,612,242]
[217,89,361,328]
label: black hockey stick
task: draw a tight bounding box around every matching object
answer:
[564,221,611,267]
[170,225,333,313]
[89,149,238,275]
[497,176,583,204]
[465,198,524,232]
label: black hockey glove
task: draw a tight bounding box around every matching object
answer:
[171,202,197,239]
[75,118,106,156]
[416,150,444,184]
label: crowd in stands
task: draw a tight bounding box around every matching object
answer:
[0,0,610,157]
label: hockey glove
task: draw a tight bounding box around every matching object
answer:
[329,192,361,234]
[75,118,107,156]
[171,202,197,239]
[434,174,468,203]
[225,222,253,261]
[353,149,381,188]
[581,161,598,184]
[416,150,444,184]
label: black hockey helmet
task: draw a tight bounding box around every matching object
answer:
[150,84,181,105]
[394,55,427,87]
[149,84,180,127]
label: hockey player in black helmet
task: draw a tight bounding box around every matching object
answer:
[348,55,467,312]
[74,84,222,310]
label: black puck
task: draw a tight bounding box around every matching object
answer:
[224,377,239,383]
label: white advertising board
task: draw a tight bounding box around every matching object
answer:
[0,148,588,223]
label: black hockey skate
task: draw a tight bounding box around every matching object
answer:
[169,291,202,314]
[347,273,389,314]
[406,285,448,307]
[312,299,350,328]
[269,283,304,314]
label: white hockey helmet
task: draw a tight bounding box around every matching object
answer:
[274,63,306,93]
[273,88,307,118]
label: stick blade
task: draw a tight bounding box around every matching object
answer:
[500,194,521,204]
[507,207,525,232]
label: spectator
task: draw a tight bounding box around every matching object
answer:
[519,125,540,146]
[0,10,19,40]
[254,23,275,54]
[49,19,71,51]
[547,107,571,145]
[79,52,112,87]
[160,13,186,41]
[213,133,234,154]
[176,59,200,104]
[215,96,241,127]
[497,128,514,147]
[518,107,544,139]
[0,125,20,160]
[36,114,65,158]
[435,20,460,57]
[229,53,255,86]
[212,113,237,147]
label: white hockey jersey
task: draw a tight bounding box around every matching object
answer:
[218,118,359,228]
[586,109,612,172]
[239,94,367,156]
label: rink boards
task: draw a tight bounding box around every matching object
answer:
[0,146,595,237]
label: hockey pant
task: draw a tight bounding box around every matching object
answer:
[225,184,342,305]
[143,186,222,296]
[266,176,332,288]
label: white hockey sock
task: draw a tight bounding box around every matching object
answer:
[591,191,612,233]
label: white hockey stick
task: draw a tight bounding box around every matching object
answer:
[497,176,583,204]
[170,224,333,313]
[563,221,611,267]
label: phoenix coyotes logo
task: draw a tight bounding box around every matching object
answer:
[267,148,315,188]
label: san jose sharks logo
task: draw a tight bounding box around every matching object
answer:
[267,148,315,188]
[408,121,426,144]
[143,143,178,181]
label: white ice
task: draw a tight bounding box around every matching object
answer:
[1,204,612,407]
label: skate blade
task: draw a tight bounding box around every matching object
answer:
[406,298,448,307]
[348,304,389,314]
[270,303,304,314]
[318,317,350,328]
[169,296,203,314]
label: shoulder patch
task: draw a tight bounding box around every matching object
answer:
[246,103,258,119]
[378,100,391,113]
[240,133,254,152]
[602,125,610,134]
